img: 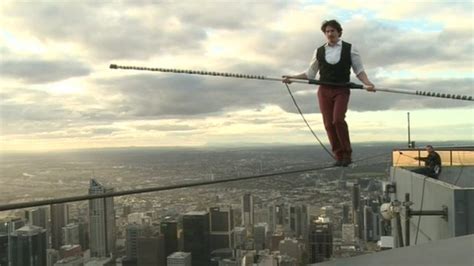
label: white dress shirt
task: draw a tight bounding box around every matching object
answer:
[304,39,365,79]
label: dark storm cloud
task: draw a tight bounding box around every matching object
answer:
[0,59,90,83]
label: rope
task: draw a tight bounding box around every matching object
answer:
[0,163,336,212]
[284,83,335,160]
[415,176,428,244]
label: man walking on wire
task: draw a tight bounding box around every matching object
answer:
[283,19,375,167]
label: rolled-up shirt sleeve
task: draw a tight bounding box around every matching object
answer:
[303,49,319,79]
[351,46,365,75]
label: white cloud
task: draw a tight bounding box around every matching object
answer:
[1,1,473,151]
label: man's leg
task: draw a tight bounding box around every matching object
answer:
[318,86,342,161]
[333,88,352,162]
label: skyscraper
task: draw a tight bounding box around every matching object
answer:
[308,221,333,263]
[137,235,166,266]
[51,203,69,250]
[241,194,254,230]
[342,204,350,224]
[352,183,364,239]
[26,207,48,229]
[182,211,210,266]
[160,220,178,258]
[254,223,267,250]
[88,179,115,258]
[289,205,308,239]
[0,233,8,266]
[62,223,80,246]
[209,206,234,251]
[9,225,47,266]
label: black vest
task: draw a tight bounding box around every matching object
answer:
[317,41,352,83]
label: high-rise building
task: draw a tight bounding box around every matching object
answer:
[182,211,210,266]
[342,204,350,224]
[289,205,308,239]
[254,223,267,250]
[26,207,48,229]
[88,178,115,258]
[352,183,364,239]
[308,221,333,263]
[209,206,234,251]
[0,233,8,266]
[167,252,191,266]
[9,225,47,266]
[241,194,254,230]
[126,224,154,260]
[51,203,69,250]
[160,220,178,258]
[137,235,166,266]
[62,223,80,246]
[0,217,25,233]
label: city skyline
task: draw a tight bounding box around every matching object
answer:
[1,1,473,151]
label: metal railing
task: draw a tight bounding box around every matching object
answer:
[392,147,474,167]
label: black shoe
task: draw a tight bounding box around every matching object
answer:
[333,160,343,167]
[341,159,352,167]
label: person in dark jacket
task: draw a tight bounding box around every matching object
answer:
[282,19,375,167]
[413,145,442,179]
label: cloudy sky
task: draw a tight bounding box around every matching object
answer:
[1,0,473,151]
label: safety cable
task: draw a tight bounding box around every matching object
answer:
[0,162,337,212]
[414,176,428,244]
[284,83,335,160]
[0,149,394,212]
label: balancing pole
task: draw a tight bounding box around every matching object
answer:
[109,64,474,102]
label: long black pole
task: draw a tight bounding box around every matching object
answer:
[110,64,474,101]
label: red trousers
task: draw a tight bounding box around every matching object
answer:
[317,85,352,161]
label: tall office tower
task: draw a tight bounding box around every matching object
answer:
[160,220,178,258]
[9,225,47,266]
[167,252,192,266]
[0,233,8,266]
[137,235,166,266]
[51,203,69,250]
[363,206,375,241]
[0,217,25,233]
[209,206,234,251]
[62,223,80,246]
[352,183,363,238]
[268,203,286,233]
[26,207,48,229]
[289,205,308,239]
[88,178,116,258]
[254,223,267,250]
[182,211,210,266]
[308,221,333,263]
[342,204,350,224]
[126,224,154,260]
[241,194,254,231]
